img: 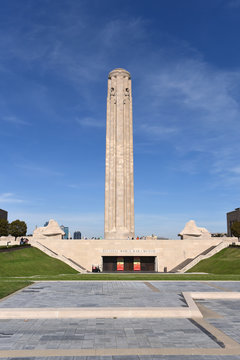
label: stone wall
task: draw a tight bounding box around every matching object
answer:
[30,237,236,272]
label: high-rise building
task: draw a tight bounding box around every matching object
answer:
[104,68,135,240]
[227,208,240,236]
[73,231,81,239]
[0,209,8,220]
[60,225,69,239]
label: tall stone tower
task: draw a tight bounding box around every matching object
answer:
[104,68,135,240]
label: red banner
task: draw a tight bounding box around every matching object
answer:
[134,257,141,271]
[117,257,124,271]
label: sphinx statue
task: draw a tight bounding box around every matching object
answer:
[179,220,211,240]
[33,219,65,239]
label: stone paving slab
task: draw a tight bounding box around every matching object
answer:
[0,318,218,350]
[0,356,240,360]
[0,282,187,308]
[0,281,231,310]
[197,298,240,345]
[212,281,240,292]
[151,281,224,292]
[0,305,201,320]
[1,281,240,360]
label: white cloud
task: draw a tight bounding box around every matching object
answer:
[76,117,104,128]
[150,59,240,126]
[2,116,30,126]
[140,124,178,137]
[16,163,63,177]
[0,193,24,203]
[67,181,102,189]
[100,18,147,47]
[136,54,240,182]
[229,166,240,174]
[227,0,240,8]
[67,184,79,189]
[137,189,168,196]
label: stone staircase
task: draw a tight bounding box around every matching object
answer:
[169,258,195,273]
[171,241,230,273]
[30,240,88,273]
[169,246,217,273]
[62,255,90,273]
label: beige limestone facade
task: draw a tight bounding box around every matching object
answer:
[104,68,134,240]
[30,237,236,273]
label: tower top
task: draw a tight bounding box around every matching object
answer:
[108,68,131,79]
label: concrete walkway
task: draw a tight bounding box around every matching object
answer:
[1,281,240,359]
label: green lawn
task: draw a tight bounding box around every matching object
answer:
[16,273,240,281]
[1,245,240,300]
[0,246,78,277]
[188,246,240,274]
[0,280,33,299]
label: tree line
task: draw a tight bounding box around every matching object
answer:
[0,219,27,240]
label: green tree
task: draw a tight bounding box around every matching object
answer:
[9,220,27,240]
[0,219,9,236]
[231,221,240,238]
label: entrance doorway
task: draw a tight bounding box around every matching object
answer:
[102,256,117,272]
[102,256,155,272]
[141,256,155,272]
[124,257,134,271]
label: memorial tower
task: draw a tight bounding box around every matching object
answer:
[104,68,135,240]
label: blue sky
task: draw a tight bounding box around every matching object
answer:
[1,0,240,238]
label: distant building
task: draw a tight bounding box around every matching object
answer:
[227,208,240,236]
[0,209,8,220]
[60,225,69,239]
[74,231,81,239]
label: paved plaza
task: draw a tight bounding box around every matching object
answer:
[1,281,240,359]
[0,281,222,309]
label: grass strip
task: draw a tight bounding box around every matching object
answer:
[0,280,33,300]
[3,273,240,281]
[188,247,240,274]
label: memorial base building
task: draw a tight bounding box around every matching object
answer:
[28,237,235,273]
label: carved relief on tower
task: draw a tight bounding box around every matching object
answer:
[123,87,130,104]
[108,86,117,103]
[124,88,130,98]
[110,87,116,97]
[110,87,117,104]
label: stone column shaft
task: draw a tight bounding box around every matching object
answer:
[104,68,135,240]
